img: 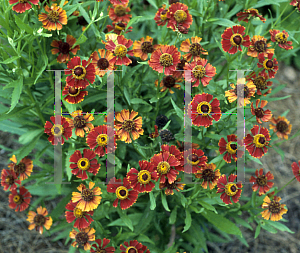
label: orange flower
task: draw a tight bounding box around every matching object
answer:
[247,35,274,58]
[133,36,160,61]
[249,168,274,196]
[8,155,33,181]
[246,71,272,96]
[166,2,193,31]
[51,35,80,63]
[89,49,115,77]
[38,4,68,31]
[250,99,272,124]
[69,226,96,251]
[159,178,185,195]
[180,36,208,62]
[27,206,53,234]
[67,110,94,138]
[154,74,182,94]
[108,3,131,23]
[195,163,221,190]
[261,196,287,221]
[269,116,292,140]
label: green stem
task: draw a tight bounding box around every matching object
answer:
[26,86,46,125]
[272,177,296,197]
[273,3,291,28]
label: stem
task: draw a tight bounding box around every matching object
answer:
[273,3,290,28]
[273,177,296,196]
[26,86,46,125]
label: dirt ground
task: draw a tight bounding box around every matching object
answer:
[1,61,300,253]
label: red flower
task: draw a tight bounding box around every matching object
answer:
[9,0,38,13]
[159,178,185,195]
[154,4,169,26]
[160,144,184,172]
[188,93,222,128]
[221,25,250,54]
[65,56,96,89]
[8,155,33,181]
[89,49,116,77]
[86,125,117,157]
[126,160,158,193]
[290,0,300,11]
[182,148,207,174]
[65,200,94,229]
[246,71,272,96]
[257,53,278,79]
[183,58,216,87]
[91,238,116,253]
[51,35,80,63]
[217,174,243,204]
[109,0,129,5]
[8,186,31,212]
[106,22,133,35]
[166,2,193,31]
[249,168,274,196]
[108,3,132,23]
[1,169,21,191]
[251,99,272,124]
[107,177,139,210]
[291,160,300,183]
[120,240,150,253]
[269,29,293,50]
[44,116,72,145]
[236,8,266,23]
[244,125,271,159]
[218,134,243,163]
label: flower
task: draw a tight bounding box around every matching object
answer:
[166,2,193,31]
[108,3,132,23]
[160,144,184,172]
[44,116,72,145]
[257,53,278,79]
[65,56,96,89]
[91,238,116,253]
[154,4,169,26]
[159,129,175,142]
[86,125,117,157]
[155,115,169,128]
[77,16,88,31]
[109,0,129,5]
[107,177,139,210]
[72,182,102,212]
[51,35,80,63]
[69,226,95,251]
[115,109,144,144]
[291,160,300,183]
[269,29,293,50]
[133,36,159,61]
[65,200,94,229]
[269,116,292,140]
[174,57,188,78]
[67,110,94,137]
[27,206,53,234]
[126,160,158,193]
[180,36,208,62]
[63,85,88,104]
[249,168,274,195]
[69,149,100,180]
[224,78,256,107]
[182,148,207,174]
[148,45,181,75]
[105,35,134,66]
[244,125,271,159]
[8,186,31,212]
[1,169,21,191]
[154,74,182,94]
[218,134,243,163]
[261,195,287,221]
[217,174,243,204]
[159,178,185,195]
[290,0,300,11]
[150,151,180,184]
[189,93,222,128]
[176,141,200,153]
[250,99,272,124]
[246,71,272,96]
[8,155,33,181]
[38,4,67,31]
[247,35,274,58]
[9,0,38,13]
[149,125,159,139]
[236,8,266,23]
[120,240,150,253]
[221,25,250,54]
[183,58,216,87]
[106,22,133,35]
[195,163,221,190]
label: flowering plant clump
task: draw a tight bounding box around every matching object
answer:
[1,0,300,252]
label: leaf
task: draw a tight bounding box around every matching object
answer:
[171,98,184,119]
[0,120,27,135]
[130,98,150,105]
[125,16,143,31]
[136,234,155,245]
[252,0,286,8]
[146,0,157,8]
[0,56,21,64]
[209,155,224,164]
[263,95,291,102]
[116,208,134,231]
[246,153,263,165]
[272,146,285,162]
[0,105,33,121]
[233,217,253,231]
[205,133,227,141]
[149,191,156,210]
[198,200,217,213]
[189,9,202,17]
[14,14,33,35]
[72,35,87,47]
[182,209,192,233]
[161,191,170,211]
[123,86,131,106]
[267,220,294,233]
[19,129,44,144]
[207,18,237,27]
[169,206,178,224]
[149,97,158,103]
[6,77,24,113]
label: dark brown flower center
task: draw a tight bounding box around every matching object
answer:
[188,154,199,162]
[74,115,86,128]
[96,249,106,253]
[256,175,267,186]
[81,189,94,201]
[254,108,264,118]
[189,43,203,56]
[48,10,60,23]
[5,175,15,185]
[253,76,267,90]
[54,127,61,134]
[163,76,176,88]
[122,119,136,132]
[81,161,86,167]
[69,87,79,95]
[13,194,24,204]
[254,40,267,53]
[14,162,26,174]
[266,60,273,68]
[177,59,187,70]
[269,200,281,213]
[127,247,138,253]
[119,189,126,196]
[77,16,88,26]
[258,137,265,144]
[276,121,288,133]
[114,5,127,16]
[230,185,237,192]
[75,232,89,246]
[202,169,215,181]
[141,41,154,54]
[97,58,109,70]
[233,35,242,45]
[142,173,149,181]
[74,67,84,76]
[230,144,237,150]
[201,104,209,113]
[59,42,70,54]
[34,214,46,226]
[234,85,249,97]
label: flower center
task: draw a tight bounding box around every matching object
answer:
[276,121,288,133]
[48,10,60,23]
[189,43,203,56]
[159,53,173,67]
[77,158,90,171]
[96,134,108,147]
[116,186,129,200]
[187,154,199,165]
[255,108,265,118]
[254,40,267,53]
[75,232,89,246]
[115,22,126,31]
[19,0,28,3]
[141,41,154,54]
[269,200,281,213]
[96,249,106,253]
[256,175,267,186]
[234,84,249,97]
[226,141,237,154]
[72,65,87,80]
[157,161,170,174]
[274,32,287,44]
[73,207,84,218]
[196,101,212,116]
[137,170,151,184]
[114,5,127,16]
[253,134,266,148]
[265,59,273,69]
[51,124,64,137]
[14,162,26,174]
[34,214,46,226]
[126,247,138,253]
[177,59,187,70]
[160,10,168,21]
[202,169,215,182]
[163,76,176,88]
[174,10,187,23]
[230,34,243,46]
[97,58,109,70]
[13,194,23,204]
[253,76,266,90]
[81,189,94,201]
[5,175,14,185]
[68,87,80,96]
[74,115,86,128]
[225,183,238,196]
[114,44,127,58]
[59,42,70,54]
[192,65,206,79]
[122,120,136,132]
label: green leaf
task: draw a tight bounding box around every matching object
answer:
[246,153,263,165]
[261,222,278,234]
[252,0,286,8]
[0,105,33,121]
[169,206,178,224]
[182,209,192,233]
[146,0,157,8]
[19,129,44,144]
[0,120,27,135]
[136,234,155,245]
[72,35,87,47]
[0,56,21,64]
[207,18,237,27]
[233,217,253,231]
[267,220,294,233]
[198,200,217,213]
[15,132,43,161]
[205,133,227,141]
[201,210,242,237]
[263,95,291,102]
[189,9,202,17]
[161,191,170,211]
[123,86,131,106]
[149,97,159,103]
[116,208,134,231]
[171,98,184,119]
[272,146,285,162]
[14,14,33,34]
[130,98,150,105]
[209,155,224,164]
[125,16,143,31]
[149,191,157,210]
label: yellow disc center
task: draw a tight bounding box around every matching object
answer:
[174,10,187,23]
[159,53,173,67]
[225,183,238,196]
[157,161,170,174]
[77,158,90,171]
[96,134,108,147]
[115,44,127,58]
[116,186,129,200]
[192,65,206,79]
[137,170,151,184]
[73,207,84,218]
